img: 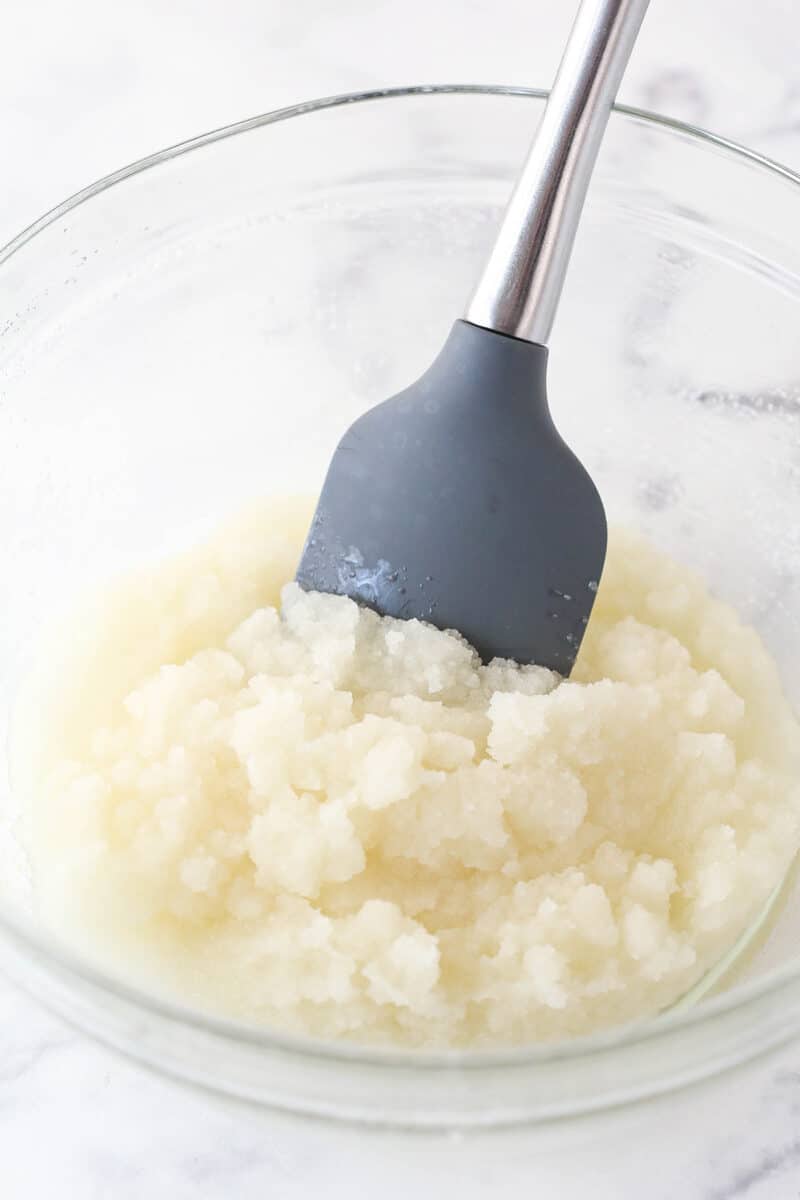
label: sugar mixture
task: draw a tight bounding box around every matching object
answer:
[17,497,800,1045]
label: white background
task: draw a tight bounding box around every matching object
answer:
[3,1,800,1196]
[4,0,800,250]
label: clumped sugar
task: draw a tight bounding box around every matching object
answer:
[19,499,800,1046]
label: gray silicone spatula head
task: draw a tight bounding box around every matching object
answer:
[298,321,606,670]
[297,0,650,672]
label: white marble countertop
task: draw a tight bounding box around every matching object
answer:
[3,1,800,1195]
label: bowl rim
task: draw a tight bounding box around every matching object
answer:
[2,81,800,1078]
[3,81,800,270]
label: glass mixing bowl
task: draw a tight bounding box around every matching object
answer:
[2,85,800,1129]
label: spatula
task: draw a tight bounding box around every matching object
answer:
[297,0,650,672]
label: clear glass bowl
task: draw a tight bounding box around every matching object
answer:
[2,84,800,1130]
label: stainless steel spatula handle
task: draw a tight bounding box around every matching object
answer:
[466,0,650,346]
